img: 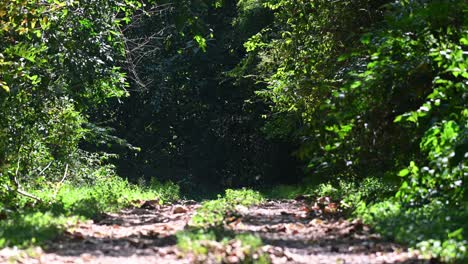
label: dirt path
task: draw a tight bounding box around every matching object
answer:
[0,200,431,264]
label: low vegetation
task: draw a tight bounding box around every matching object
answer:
[268,178,467,262]
[177,189,269,263]
[356,199,467,262]
[0,172,179,248]
[190,189,263,228]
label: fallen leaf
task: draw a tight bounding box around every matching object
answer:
[173,205,188,214]
[71,231,85,240]
[146,230,159,237]
[309,218,323,226]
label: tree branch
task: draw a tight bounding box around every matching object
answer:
[52,163,68,200]
[11,158,43,202]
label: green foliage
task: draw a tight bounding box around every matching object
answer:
[225,189,264,207]
[191,188,263,228]
[176,228,269,263]
[45,175,178,218]
[245,0,465,188]
[0,0,465,261]
[178,188,266,262]
[177,229,218,255]
[240,1,467,261]
[110,0,296,190]
[315,178,397,209]
[356,199,467,262]
[0,173,179,248]
[266,177,396,211]
[191,199,229,228]
[0,0,143,205]
[0,212,80,249]
[262,184,308,199]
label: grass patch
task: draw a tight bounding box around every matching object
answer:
[0,212,80,248]
[0,176,179,248]
[178,188,269,263]
[190,188,263,228]
[176,228,269,263]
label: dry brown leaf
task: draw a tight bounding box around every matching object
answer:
[71,231,85,240]
[173,205,188,214]
[309,218,323,226]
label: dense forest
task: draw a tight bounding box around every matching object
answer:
[0,0,466,263]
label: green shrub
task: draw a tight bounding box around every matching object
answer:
[191,188,263,228]
[225,189,264,207]
[304,177,397,211]
[177,229,218,255]
[356,199,467,262]
[0,175,180,248]
[191,199,229,228]
[314,183,340,199]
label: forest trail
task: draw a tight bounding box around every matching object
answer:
[0,200,431,264]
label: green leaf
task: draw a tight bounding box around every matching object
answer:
[0,81,9,92]
[460,37,468,46]
[194,35,207,52]
[398,169,409,177]
[448,228,463,239]
[350,81,362,89]
[360,33,372,45]
[337,54,348,62]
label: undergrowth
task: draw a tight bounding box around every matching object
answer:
[265,177,396,211]
[355,199,467,263]
[177,229,269,264]
[178,188,269,263]
[0,175,179,248]
[190,188,263,228]
[267,178,467,263]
